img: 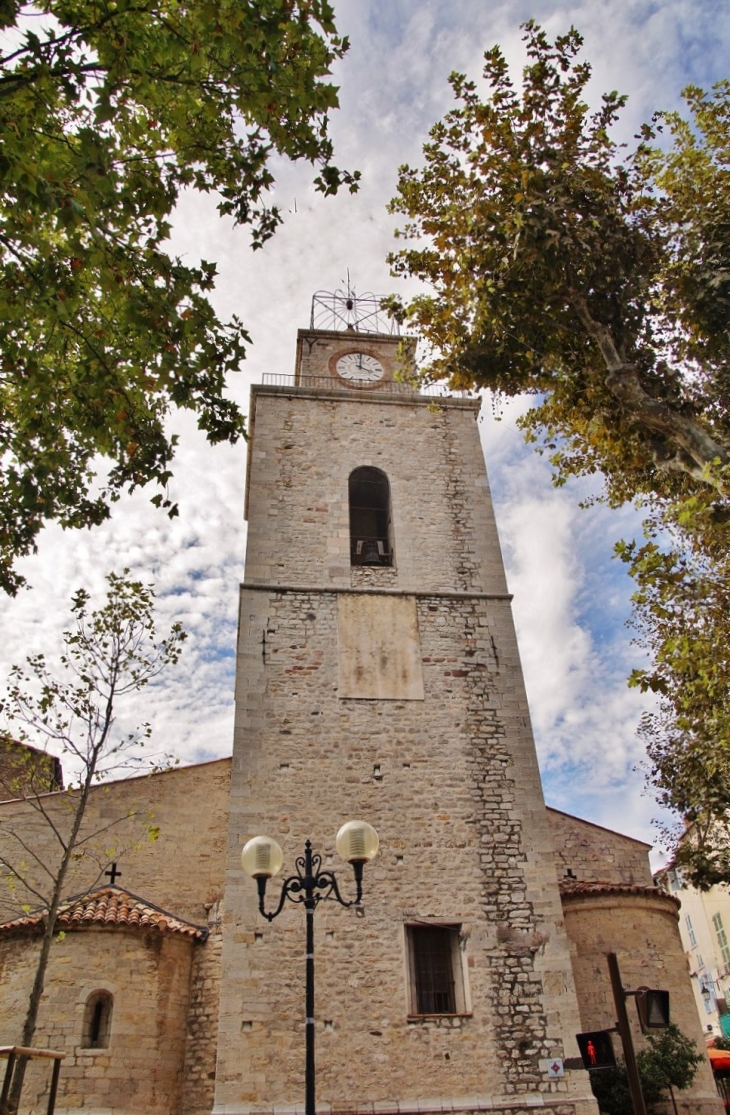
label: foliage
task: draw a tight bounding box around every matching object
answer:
[588,1063,659,1115]
[618,530,730,888]
[589,1026,703,1115]
[0,570,185,1096]
[0,0,358,594]
[387,22,729,501]
[386,22,730,879]
[638,1024,704,1104]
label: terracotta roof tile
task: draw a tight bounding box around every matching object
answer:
[0,886,208,941]
[559,878,680,907]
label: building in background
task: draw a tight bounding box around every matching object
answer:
[659,868,730,1039]
[0,736,63,797]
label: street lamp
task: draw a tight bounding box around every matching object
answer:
[699,976,725,1007]
[241,821,379,1115]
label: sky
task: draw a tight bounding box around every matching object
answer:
[2,0,729,865]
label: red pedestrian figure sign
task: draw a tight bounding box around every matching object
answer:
[576,1030,616,1071]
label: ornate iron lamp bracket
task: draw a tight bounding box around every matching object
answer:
[256,840,364,921]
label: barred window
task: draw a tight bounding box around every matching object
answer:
[406,924,467,1016]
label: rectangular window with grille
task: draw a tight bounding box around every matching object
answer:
[713,913,730,967]
[406,924,467,1015]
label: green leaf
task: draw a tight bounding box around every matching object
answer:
[0,0,358,593]
[387,24,730,874]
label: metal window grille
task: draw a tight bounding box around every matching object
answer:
[409,925,457,1014]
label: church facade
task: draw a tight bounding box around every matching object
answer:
[0,313,722,1115]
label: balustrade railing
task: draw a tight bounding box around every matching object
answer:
[259,373,470,398]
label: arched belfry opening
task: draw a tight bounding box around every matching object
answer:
[349,467,393,566]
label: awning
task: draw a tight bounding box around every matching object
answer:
[709,1047,730,1073]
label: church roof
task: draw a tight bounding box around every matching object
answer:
[559,878,680,907]
[0,885,208,941]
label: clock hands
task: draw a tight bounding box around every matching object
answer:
[335,352,384,383]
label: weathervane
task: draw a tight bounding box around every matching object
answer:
[310,271,399,335]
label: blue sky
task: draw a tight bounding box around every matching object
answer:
[1,0,729,863]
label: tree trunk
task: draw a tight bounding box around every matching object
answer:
[571,294,729,490]
[5,768,97,1113]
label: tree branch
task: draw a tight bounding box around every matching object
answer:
[571,293,729,484]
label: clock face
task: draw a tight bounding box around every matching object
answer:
[335,352,385,383]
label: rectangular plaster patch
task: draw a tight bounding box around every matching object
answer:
[337,594,425,700]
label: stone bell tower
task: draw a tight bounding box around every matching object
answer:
[214,291,597,1115]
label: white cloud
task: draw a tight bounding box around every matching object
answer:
[478,403,663,842]
[2,0,728,852]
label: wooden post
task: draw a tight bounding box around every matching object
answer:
[0,1048,65,1115]
[607,953,648,1115]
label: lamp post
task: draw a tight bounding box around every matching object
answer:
[241,820,379,1115]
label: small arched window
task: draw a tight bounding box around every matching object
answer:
[82,990,113,1049]
[349,467,393,566]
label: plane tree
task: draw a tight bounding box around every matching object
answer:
[385,23,730,880]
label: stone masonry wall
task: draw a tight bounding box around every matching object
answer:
[0,758,230,926]
[0,929,195,1115]
[563,892,723,1115]
[243,389,507,597]
[181,901,224,1115]
[295,330,410,385]
[219,380,597,1115]
[220,582,593,1115]
[0,738,62,797]
[546,809,653,886]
